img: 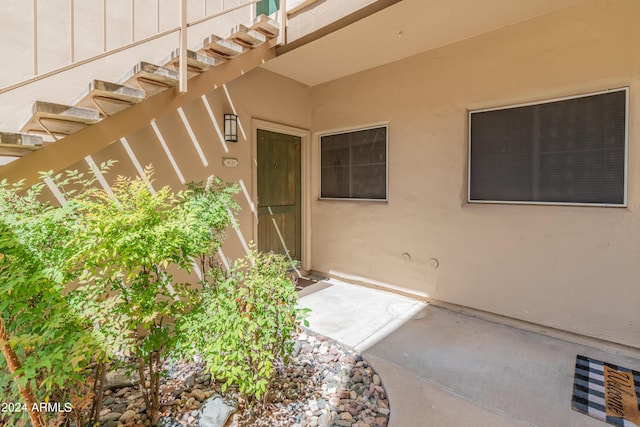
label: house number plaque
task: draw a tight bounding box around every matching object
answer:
[222,157,239,167]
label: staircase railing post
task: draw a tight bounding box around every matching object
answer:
[70,0,75,63]
[278,0,287,45]
[33,0,38,77]
[179,0,188,93]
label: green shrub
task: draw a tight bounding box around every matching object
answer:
[1,161,311,424]
[67,168,239,423]
[0,169,109,427]
[0,164,240,426]
[179,249,310,401]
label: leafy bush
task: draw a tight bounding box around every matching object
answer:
[179,249,310,401]
[67,169,239,423]
[0,169,109,427]
[0,165,240,426]
[1,162,311,424]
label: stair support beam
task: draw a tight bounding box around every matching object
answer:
[0,40,276,188]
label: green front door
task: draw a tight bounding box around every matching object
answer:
[257,129,301,261]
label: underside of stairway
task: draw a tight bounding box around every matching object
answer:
[0,14,279,188]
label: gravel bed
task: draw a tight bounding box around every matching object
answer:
[99,330,390,427]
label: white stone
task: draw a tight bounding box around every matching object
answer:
[198,395,237,427]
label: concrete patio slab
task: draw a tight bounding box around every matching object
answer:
[298,278,427,352]
[298,278,640,427]
[363,353,532,427]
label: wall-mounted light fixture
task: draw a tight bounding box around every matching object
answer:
[224,114,238,142]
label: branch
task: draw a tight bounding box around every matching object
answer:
[0,317,46,427]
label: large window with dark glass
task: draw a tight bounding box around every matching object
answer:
[320,126,388,200]
[469,89,628,206]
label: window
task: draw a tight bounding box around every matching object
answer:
[469,88,628,206]
[320,125,388,200]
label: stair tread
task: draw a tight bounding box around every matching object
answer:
[20,101,100,138]
[161,49,220,76]
[229,24,267,47]
[0,132,42,158]
[252,14,280,37]
[30,101,100,121]
[198,35,245,60]
[117,62,179,97]
[72,80,145,116]
[0,131,43,147]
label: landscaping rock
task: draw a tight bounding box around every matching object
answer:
[157,416,183,427]
[317,413,330,427]
[104,369,139,390]
[191,389,206,402]
[111,403,128,414]
[184,374,196,389]
[101,411,122,423]
[97,331,390,426]
[293,341,303,357]
[373,374,381,386]
[119,409,137,424]
[198,395,237,427]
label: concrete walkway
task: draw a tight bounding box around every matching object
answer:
[297,278,640,427]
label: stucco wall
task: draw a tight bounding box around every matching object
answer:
[309,0,640,347]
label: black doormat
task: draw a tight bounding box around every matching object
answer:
[572,355,640,426]
[296,276,318,290]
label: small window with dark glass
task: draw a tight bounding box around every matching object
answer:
[320,125,388,200]
[469,88,628,206]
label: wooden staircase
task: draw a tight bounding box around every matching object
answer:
[0,15,279,183]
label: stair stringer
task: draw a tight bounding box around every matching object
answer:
[0,39,276,188]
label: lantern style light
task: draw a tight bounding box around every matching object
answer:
[224,114,238,142]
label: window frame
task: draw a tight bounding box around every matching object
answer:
[467,87,629,207]
[318,124,389,202]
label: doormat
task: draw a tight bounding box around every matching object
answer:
[572,355,640,426]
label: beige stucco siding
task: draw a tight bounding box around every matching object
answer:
[309,0,640,347]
